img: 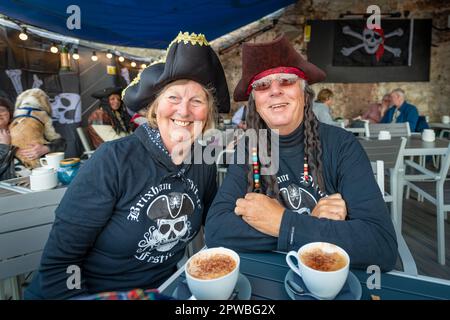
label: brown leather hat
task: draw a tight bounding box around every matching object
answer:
[233,34,326,102]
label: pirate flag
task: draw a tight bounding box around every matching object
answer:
[333,20,412,67]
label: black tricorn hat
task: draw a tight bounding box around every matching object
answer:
[123,32,230,113]
[91,86,123,100]
[234,34,326,102]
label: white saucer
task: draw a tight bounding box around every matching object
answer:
[173,273,252,300]
[284,269,362,300]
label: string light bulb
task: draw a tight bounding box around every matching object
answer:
[131,61,136,68]
[91,51,98,61]
[19,27,28,41]
[141,63,147,69]
[106,50,113,59]
[50,43,59,53]
[118,55,125,62]
[72,48,80,60]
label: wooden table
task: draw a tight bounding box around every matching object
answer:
[429,123,450,130]
[159,251,450,300]
[403,135,449,156]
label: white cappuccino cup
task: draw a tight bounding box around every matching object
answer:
[378,130,391,140]
[422,129,436,142]
[30,166,58,191]
[39,152,65,169]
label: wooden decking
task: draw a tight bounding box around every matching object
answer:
[400,197,450,280]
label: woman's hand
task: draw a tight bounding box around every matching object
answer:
[17,144,50,160]
[0,128,11,145]
[234,192,285,237]
[311,193,347,221]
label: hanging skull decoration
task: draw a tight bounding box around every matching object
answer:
[50,93,82,124]
[5,69,23,95]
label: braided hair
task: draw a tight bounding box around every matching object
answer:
[101,99,132,134]
[245,81,325,199]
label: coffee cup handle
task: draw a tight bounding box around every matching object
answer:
[286,251,303,278]
[39,158,48,167]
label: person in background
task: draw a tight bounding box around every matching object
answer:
[25,31,230,299]
[354,94,391,124]
[205,34,398,271]
[87,87,132,148]
[380,88,419,132]
[0,96,65,180]
[231,105,247,130]
[0,97,16,180]
[312,89,346,127]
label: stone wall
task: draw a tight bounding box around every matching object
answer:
[216,0,450,122]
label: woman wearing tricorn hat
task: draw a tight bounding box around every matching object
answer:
[87,86,132,148]
[205,35,398,271]
[25,32,230,299]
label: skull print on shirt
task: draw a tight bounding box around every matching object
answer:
[132,180,202,264]
[277,173,324,215]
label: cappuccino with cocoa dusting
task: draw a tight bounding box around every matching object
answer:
[188,253,236,280]
[300,248,347,272]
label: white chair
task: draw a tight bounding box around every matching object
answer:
[215,149,235,186]
[403,144,450,265]
[371,160,418,275]
[359,137,407,227]
[367,122,411,138]
[76,127,95,158]
[439,130,450,139]
[341,121,369,137]
[428,130,450,169]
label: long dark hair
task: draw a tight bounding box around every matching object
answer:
[0,97,13,124]
[245,82,325,199]
[101,98,132,134]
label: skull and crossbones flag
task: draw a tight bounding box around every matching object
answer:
[333,20,413,66]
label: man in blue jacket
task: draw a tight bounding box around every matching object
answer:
[380,88,419,132]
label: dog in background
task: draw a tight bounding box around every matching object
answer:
[9,88,61,168]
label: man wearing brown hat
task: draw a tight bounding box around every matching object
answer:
[205,35,398,272]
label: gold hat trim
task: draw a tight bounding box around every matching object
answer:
[122,32,209,101]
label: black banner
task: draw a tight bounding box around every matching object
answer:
[333,20,412,67]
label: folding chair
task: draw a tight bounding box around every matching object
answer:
[403,145,450,265]
[371,160,418,275]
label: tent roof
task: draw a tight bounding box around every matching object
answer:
[0,0,296,49]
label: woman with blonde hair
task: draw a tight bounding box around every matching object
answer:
[25,32,230,299]
[313,88,343,126]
